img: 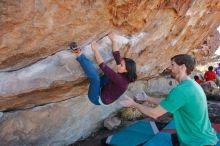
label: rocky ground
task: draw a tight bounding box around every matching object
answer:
[208,101,220,123]
[70,100,220,146]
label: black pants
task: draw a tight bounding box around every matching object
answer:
[171,133,179,146]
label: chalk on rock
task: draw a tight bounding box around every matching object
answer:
[0,112,3,119]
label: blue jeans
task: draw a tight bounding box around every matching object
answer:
[76,54,109,105]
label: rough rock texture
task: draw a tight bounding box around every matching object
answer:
[145,76,178,95]
[0,80,153,146]
[0,95,121,146]
[200,81,220,100]
[0,0,220,145]
[0,0,220,111]
[201,81,219,95]
[0,77,175,146]
[190,31,220,63]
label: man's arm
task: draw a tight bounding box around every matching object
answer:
[91,41,104,65]
[134,103,167,119]
[147,97,164,105]
[120,96,167,119]
[135,91,164,105]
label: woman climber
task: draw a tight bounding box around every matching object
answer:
[70,32,137,105]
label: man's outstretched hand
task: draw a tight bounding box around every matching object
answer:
[135,91,150,101]
[120,95,137,108]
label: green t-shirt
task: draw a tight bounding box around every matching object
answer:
[160,79,218,146]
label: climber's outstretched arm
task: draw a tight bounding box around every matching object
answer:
[108,32,119,52]
[91,41,104,65]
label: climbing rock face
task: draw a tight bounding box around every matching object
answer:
[0,0,220,111]
[190,31,220,63]
[0,95,121,146]
[200,81,220,98]
[0,0,220,145]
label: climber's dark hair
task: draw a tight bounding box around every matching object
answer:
[123,58,137,82]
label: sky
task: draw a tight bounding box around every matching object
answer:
[214,26,220,55]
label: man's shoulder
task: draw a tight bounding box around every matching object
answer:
[169,85,184,95]
[174,80,195,91]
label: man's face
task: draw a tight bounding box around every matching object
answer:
[168,60,181,79]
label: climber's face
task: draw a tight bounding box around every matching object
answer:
[117,59,127,73]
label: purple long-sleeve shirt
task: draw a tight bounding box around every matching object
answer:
[99,51,129,104]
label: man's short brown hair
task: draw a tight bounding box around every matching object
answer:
[171,54,196,75]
